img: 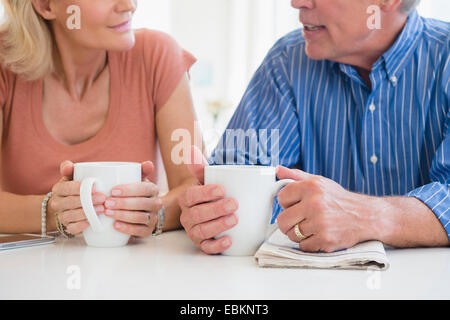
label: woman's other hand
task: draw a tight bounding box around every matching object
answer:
[48,160,106,235]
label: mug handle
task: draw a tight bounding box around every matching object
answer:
[80,177,104,233]
[266,179,295,238]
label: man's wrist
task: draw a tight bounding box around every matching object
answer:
[355,194,397,244]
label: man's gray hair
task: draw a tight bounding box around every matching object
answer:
[400,0,421,15]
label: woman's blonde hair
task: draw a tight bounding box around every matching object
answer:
[0,0,54,80]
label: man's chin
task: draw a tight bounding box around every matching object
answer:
[304,44,330,61]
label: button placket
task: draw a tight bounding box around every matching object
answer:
[368,100,378,167]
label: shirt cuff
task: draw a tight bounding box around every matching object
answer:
[271,197,283,225]
[406,182,450,240]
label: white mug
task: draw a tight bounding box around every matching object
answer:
[73,162,142,247]
[204,165,294,256]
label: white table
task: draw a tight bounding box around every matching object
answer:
[1,230,449,300]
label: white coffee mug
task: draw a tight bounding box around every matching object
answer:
[204,165,294,256]
[74,162,141,247]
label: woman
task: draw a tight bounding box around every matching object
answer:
[0,0,201,239]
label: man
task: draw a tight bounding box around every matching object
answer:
[178,0,449,254]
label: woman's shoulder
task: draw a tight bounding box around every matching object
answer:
[112,28,194,78]
[113,29,186,70]
[134,28,176,42]
[111,29,195,110]
[133,28,184,56]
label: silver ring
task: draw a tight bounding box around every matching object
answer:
[294,223,306,240]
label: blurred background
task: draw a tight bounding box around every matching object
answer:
[0,0,449,191]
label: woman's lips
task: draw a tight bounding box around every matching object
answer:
[108,20,132,32]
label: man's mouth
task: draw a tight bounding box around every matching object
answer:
[303,24,326,31]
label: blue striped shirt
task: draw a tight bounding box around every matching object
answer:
[208,11,450,239]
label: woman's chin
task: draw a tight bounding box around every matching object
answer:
[108,34,136,52]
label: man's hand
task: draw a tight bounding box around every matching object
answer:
[177,146,239,254]
[276,166,380,253]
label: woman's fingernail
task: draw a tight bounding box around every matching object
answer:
[95,205,105,213]
[94,195,105,203]
[213,188,223,197]
[222,238,231,247]
[111,189,122,196]
[224,200,236,213]
[225,215,237,226]
[105,200,115,208]
[115,222,122,230]
[105,209,114,217]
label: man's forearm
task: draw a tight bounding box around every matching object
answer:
[367,195,449,248]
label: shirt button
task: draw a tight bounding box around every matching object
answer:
[370,154,378,165]
[369,104,376,112]
[390,76,398,86]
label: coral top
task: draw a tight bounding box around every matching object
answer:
[0,29,196,195]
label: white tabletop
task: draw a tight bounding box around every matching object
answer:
[0,230,449,300]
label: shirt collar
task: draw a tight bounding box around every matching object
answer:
[381,10,423,82]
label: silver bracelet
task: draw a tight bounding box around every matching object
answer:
[152,206,165,237]
[41,192,53,237]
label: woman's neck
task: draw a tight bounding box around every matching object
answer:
[51,27,108,101]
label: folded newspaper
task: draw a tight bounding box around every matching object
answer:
[255,228,390,270]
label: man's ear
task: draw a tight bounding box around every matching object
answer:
[379,0,403,13]
[31,0,57,20]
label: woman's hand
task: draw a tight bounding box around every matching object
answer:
[48,160,106,235]
[104,161,163,239]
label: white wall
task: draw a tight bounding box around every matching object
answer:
[418,0,450,21]
[133,0,171,33]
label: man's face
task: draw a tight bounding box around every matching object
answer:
[291,0,380,62]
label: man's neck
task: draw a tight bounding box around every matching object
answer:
[340,13,409,88]
[357,68,372,90]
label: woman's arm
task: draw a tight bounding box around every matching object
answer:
[156,74,203,231]
[0,111,106,235]
[0,110,56,234]
[0,193,52,234]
